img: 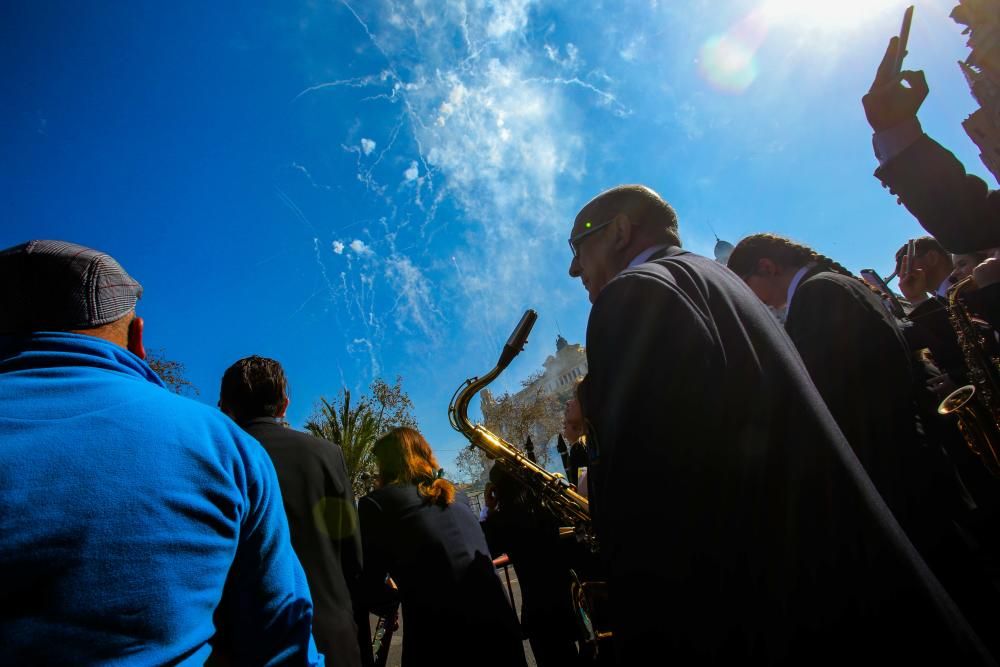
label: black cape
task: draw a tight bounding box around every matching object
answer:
[579,248,994,665]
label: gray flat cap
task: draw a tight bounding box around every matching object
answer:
[0,240,143,334]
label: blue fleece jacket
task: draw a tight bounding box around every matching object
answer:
[0,332,323,666]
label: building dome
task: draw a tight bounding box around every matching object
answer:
[714,238,735,264]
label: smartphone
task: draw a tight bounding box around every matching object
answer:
[893,6,915,75]
[861,268,907,319]
[901,238,917,277]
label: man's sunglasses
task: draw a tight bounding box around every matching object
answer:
[568,218,615,258]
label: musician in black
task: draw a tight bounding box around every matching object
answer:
[568,184,993,664]
[358,427,526,667]
[481,464,580,667]
[562,395,589,487]
[728,235,942,525]
[219,356,368,667]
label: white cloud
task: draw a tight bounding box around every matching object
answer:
[361,138,376,155]
[385,254,442,339]
[292,0,628,380]
[544,42,580,69]
[486,0,533,38]
[620,35,645,62]
[350,239,374,256]
[332,240,345,254]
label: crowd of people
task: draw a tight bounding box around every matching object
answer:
[2,19,1000,667]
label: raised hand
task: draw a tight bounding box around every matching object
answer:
[862,36,929,132]
[898,253,930,301]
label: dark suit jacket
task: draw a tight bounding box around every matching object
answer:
[358,485,526,667]
[480,466,578,641]
[905,290,1000,517]
[904,296,968,378]
[784,270,1000,653]
[242,418,364,667]
[877,134,1000,253]
[784,268,935,529]
[579,247,993,665]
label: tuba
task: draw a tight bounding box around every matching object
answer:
[937,276,1000,477]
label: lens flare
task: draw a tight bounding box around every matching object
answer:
[698,0,903,93]
[698,9,769,94]
[760,0,904,31]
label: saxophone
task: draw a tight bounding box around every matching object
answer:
[448,310,611,656]
[937,276,1000,477]
[447,309,596,548]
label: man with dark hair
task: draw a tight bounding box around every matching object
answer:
[0,241,321,665]
[221,356,366,667]
[894,236,956,306]
[219,355,290,423]
[568,186,993,665]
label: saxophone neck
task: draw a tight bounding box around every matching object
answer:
[450,366,502,434]
[948,276,976,305]
[449,309,538,435]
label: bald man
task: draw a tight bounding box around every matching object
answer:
[568,185,993,665]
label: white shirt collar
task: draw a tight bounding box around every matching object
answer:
[936,277,952,298]
[786,263,817,308]
[626,244,670,270]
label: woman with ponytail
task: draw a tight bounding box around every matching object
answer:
[358,427,526,667]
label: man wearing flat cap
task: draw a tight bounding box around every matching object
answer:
[0,240,322,665]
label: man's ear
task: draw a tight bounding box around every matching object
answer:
[613,213,633,250]
[276,396,290,419]
[755,258,779,277]
[127,316,146,360]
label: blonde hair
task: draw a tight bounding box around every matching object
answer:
[373,427,456,507]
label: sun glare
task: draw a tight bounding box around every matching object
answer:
[760,0,905,31]
[698,0,908,93]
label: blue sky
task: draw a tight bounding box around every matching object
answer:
[2,0,991,476]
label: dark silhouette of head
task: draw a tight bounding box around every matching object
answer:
[219,355,289,423]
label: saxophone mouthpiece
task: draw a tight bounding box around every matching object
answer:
[497,309,538,369]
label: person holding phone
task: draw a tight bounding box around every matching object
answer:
[893,236,956,307]
[727,234,945,529]
[860,268,907,318]
[863,7,1000,253]
[569,185,996,665]
[729,233,1000,661]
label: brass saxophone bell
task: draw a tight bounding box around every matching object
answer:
[938,384,1000,479]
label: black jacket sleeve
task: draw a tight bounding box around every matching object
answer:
[876,134,1000,253]
[356,496,398,615]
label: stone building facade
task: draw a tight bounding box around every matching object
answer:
[953,0,1000,184]
[514,335,588,404]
